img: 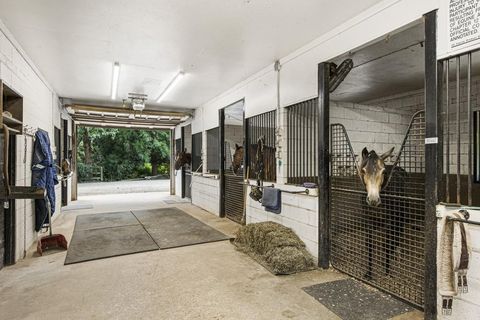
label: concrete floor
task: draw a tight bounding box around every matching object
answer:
[0,192,423,320]
[78,179,170,196]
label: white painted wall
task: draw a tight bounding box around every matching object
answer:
[188,0,440,134]
[0,20,65,261]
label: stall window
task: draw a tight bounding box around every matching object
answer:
[191,132,202,172]
[206,127,219,173]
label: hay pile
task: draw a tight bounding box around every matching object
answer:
[233,221,316,275]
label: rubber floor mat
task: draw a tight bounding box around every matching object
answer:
[132,207,231,249]
[302,278,414,320]
[73,211,139,231]
[64,224,158,265]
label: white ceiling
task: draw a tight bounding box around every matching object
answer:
[0,0,383,110]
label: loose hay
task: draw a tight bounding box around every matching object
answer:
[233,221,316,275]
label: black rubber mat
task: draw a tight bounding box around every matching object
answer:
[64,224,158,265]
[74,211,139,231]
[302,279,413,320]
[132,208,231,249]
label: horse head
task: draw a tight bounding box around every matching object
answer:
[175,148,191,170]
[359,147,394,207]
[232,143,244,174]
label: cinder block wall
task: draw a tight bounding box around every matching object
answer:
[191,175,220,216]
[1,23,64,261]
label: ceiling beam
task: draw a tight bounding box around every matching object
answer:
[66,103,192,118]
[71,115,180,127]
[75,122,173,130]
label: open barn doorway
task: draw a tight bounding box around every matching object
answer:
[75,125,171,197]
[319,19,430,308]
[219,100,245,224]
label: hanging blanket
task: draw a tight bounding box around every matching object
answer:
[32,129,58,231]
[262,187,281,214]
[438,210,472,315]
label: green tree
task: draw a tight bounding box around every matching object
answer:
[77,127,170,182]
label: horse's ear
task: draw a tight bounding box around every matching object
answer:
[184,148,187,153]
[361,147,368,160]
[380,147,394,160]
[235,143,240,150]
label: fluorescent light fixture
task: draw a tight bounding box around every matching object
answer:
[156,71,185,103]
[111,62,120,100]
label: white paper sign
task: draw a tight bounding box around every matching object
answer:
[447,0,480,53]
[425,137,439,144]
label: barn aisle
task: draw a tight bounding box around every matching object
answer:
[0,192,423,319]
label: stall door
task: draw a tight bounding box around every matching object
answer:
[330,111,426,308]
[222,100,245,224]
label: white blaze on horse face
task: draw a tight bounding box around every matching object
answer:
[363,162,385,207]
[361,147,393,207]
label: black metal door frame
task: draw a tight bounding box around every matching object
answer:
[219,108,225,217]
[181,126,186,198]
[424,10,441,320]
[61,119,68,206]
[170,128,175,195]
[3,134,16,266]
[317,10,440,317]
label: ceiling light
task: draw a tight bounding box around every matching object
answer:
[156,71,185,103]
[111,62,120,100]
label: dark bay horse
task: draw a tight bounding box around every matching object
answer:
[174,148,191,170]
[231,143,243,175]
[359,147,406,280]
[231,136,276,177]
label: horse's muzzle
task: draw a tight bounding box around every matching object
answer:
[366,197,381,207]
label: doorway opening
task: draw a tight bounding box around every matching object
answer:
[75,126,171,197]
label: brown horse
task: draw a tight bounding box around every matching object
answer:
[359,146,406,280]
[359,147,394,206]
[231,144,243,175]
[249,136,276,181]
[174,148,192,170]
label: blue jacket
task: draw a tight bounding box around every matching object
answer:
[32,129,58,231]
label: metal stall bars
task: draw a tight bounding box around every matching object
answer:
[206,127,220,173]
[246,110,276,182]
[442,50,478,206]
[191,132,203,173]
[330,110,426,308]
[287,98,318,185]
[182,125,192,199]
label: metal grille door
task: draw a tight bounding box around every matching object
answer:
[246,110,276,182]
[224,139,244,223]
[330,111,426,307]
[224,168,244,223]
